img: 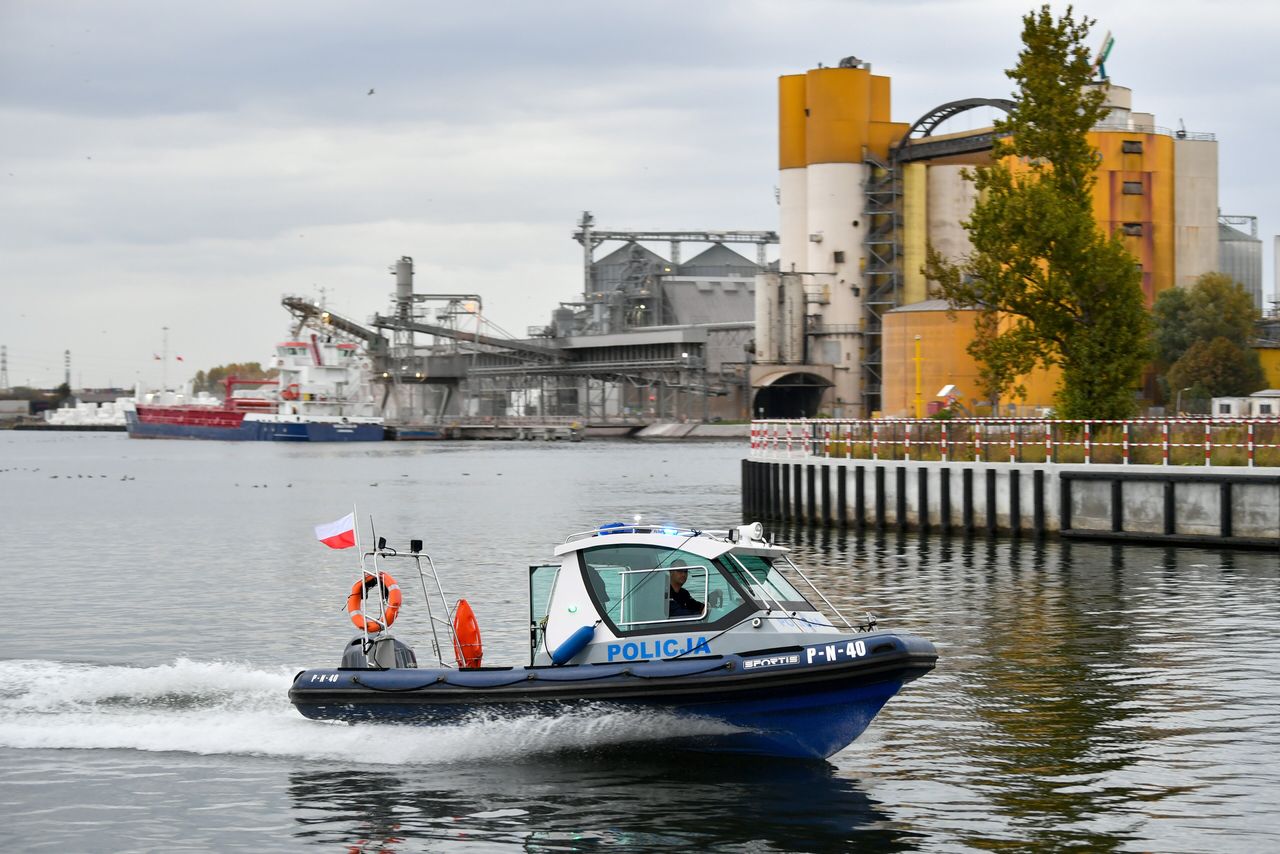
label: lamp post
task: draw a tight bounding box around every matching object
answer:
[913,335,923,419]
[1175,387,1192,416]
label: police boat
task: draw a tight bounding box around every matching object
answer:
[288,521,938,760]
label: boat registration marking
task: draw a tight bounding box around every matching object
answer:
[806,640,868,665]
[308,673,341,683]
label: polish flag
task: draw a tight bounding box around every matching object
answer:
[314,513,356,549]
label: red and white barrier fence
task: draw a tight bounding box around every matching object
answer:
[749,417,1280,467]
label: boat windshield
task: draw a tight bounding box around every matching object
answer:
[721,553,814,611]
[579,544,745,633]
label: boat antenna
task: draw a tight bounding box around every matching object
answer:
[367,513,388,629]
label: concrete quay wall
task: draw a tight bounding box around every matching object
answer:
[742,458,1280,549]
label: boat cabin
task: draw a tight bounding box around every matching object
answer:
[530,522,850,666]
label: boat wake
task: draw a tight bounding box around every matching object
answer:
[0,659,742,764]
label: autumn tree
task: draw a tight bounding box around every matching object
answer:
[1166,338,1265,400]
[924,4,1150,418]
[192,362,277,395]
[1154,272,1264,400]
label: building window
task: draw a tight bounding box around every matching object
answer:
[833,250,845,264]
[1218,403,1233,415]
[1122,140,1143,154]
[1260,403,1274,415]
[1121,222,1143,236]
[1122,181,1144,195]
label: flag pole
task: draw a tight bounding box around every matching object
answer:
[352,503,363,560]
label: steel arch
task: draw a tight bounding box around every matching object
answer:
[894,98,1015,157]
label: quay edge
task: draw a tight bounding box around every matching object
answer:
[742,458,1280,550]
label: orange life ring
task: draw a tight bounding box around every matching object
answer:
[346,571,401,633]
[281,383,300,401]
[452,598,483,668]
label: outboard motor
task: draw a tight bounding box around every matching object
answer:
[340,635,418,669]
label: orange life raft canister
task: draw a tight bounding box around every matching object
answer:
[452,598,483,669]
[346,571,401,633]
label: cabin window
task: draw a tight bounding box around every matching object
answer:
[1121,222,1143,236]
[580,545,744,634]
[1122,181,1144,195]
[1122,140,1143,154]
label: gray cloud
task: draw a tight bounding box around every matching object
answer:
[2,0,1277,387]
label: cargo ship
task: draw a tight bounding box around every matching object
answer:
[125,336,384,441]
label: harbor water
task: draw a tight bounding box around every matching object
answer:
[2,432,1278,852]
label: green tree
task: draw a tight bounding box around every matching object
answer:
[1151,285,1193,369]
[1152,272,1263,401]
[1153,272,1258,366]
[924,4,1150,419]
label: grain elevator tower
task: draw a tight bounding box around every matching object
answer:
[753,57,908,418]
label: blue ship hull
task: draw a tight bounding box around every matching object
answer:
[125,411,384,442]
[289,633,936,759]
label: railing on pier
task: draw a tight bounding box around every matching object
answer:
[749,418,1280,468]
[441,415,582,427]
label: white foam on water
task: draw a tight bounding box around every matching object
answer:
[0,659,742,765]
[0,658,287,712]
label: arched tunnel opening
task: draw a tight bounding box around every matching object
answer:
[752,374,830,419]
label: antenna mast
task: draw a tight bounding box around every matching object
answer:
[1091,31,1115,81]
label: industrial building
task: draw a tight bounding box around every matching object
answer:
[1218,215,1263,311]
[279,53,1257,428]
[281,216,776,432]
[751,56,1224,418]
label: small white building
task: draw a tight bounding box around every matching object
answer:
[1248,389,1280,416]
[1211,389,1280,417]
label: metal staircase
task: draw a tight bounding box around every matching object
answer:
[861,151,902,416]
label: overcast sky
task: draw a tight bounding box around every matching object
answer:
[3,0,1276,389]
